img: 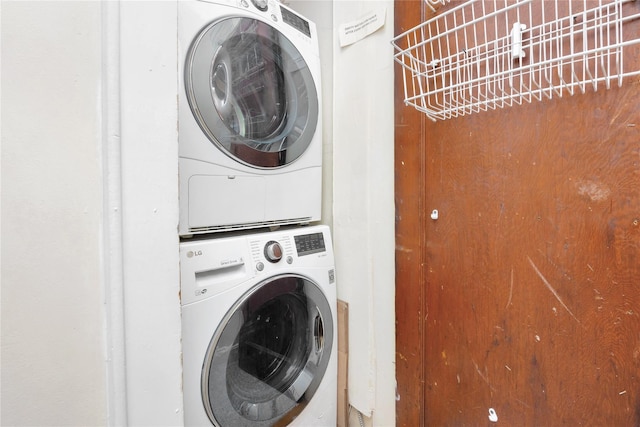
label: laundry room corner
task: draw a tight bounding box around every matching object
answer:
[117,0,398,423]
[284,1,397,425]
[287,1,396,425]
[1,0,396,425]
[335,5,396,427]
[333,1,397,426]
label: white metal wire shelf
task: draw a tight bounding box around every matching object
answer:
[392,0,640,121]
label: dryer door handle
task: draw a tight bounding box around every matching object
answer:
[313,310,325,354]
[210,47,234,117]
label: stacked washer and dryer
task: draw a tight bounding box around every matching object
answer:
[178,0,336,426]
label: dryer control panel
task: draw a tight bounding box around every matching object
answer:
[237,0,312,38]
[294,231,326,256]
[280,6,311,37]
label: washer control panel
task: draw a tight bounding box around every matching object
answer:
[264,240,283,263]
[180,225,333,304]
[248,229,328,272]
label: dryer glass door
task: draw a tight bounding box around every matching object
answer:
[185,17,319,169]
[202,274,333,426]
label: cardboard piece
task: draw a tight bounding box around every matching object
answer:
[337,300,349,427]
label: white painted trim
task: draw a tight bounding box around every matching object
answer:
[101,1,129,425]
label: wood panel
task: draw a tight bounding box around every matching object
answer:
[394,1,427,425]
[395,1,640,425]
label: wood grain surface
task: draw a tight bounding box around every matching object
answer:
[394,1,428,425]
[395,1,640,425]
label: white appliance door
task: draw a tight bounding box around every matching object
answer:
[185,16,319,169]
[202,274,333,426]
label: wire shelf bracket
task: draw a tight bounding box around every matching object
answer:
[392,0,640,121]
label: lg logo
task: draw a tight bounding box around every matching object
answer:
[186,250,203,258]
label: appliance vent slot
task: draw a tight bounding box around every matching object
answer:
[190,217,313,234]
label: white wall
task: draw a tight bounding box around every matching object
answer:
[1,2,107,425]
[332,2,396,426]
[1,1,184,425]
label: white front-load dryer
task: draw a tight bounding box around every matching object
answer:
[180,225,337,426]
[179,0,323,237]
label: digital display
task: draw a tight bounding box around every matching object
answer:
[294,232,325,256]
[281,7,311,38]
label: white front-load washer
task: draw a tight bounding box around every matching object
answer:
[180,225,337,426]
[179,0,323,237]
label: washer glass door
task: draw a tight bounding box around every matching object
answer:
[185,17,319,169]
[202,274,333,426]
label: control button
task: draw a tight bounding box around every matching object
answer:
[271,14,278,22]
[256,262,264,272]
[251,0,268,11]
[264,241,283,263]
[286,256,293,264]
[240,0,249,8]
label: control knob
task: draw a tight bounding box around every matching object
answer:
[264,241,283,263]
[251,0,268,11]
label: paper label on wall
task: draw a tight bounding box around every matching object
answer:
[339,8,386,47]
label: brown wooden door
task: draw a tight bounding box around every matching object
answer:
[395,1,640,426]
